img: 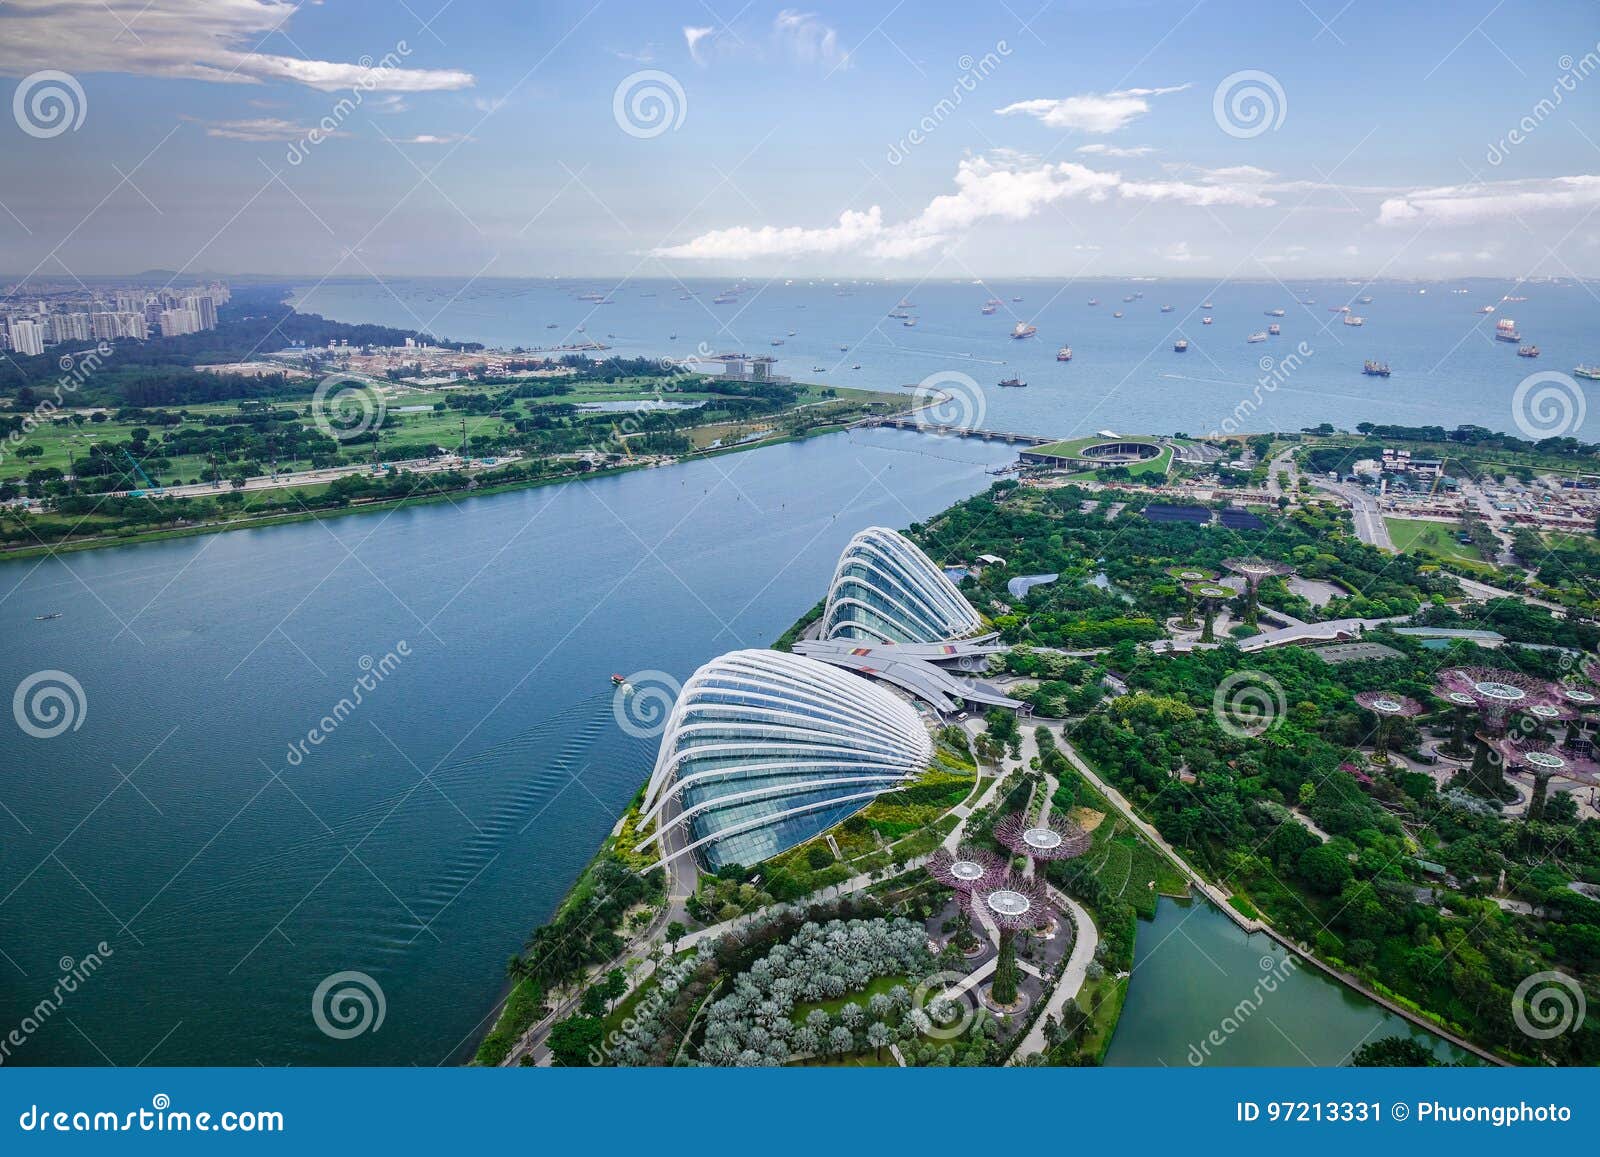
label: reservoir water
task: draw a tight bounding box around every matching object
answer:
[1104,898,1470,1066]
[0,428,1011,1065]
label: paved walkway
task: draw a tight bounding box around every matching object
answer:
[1009,889,1097,1063]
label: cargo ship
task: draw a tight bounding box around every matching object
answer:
[1265,308,1286,318]
[1575,365,1600,380]
[1056,345,1073,362]
[1517,345,1540,358]
[1011,322,1037,339]
[1174,339,1189,352]
[1363,360,1391,377]
[1247,331,1269,343]
[997,376,1027,387]
[1343,315,1364,327]
[1495,318,1521,342]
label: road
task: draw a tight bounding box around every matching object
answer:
[1310,476,1393,549]
[104,453,525,501]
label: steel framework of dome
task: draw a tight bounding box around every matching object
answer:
[995,811,1093,863]
[1353,691,1424,764]
[635,648,933,871]
[821,526,984,645]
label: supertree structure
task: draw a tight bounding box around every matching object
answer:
[1185,581,1235,643]
[967,874,1048,1008]
[928,846,1008,893]
[1220,557,1296,626]
[1483,736,1600,822]
[1167,566,1217,629]
[1558,661,1600,754]
[995,811,1093,866]
[1433,668,1568,795]
[1353,691,1424,765]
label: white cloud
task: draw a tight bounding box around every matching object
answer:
[683,26,716,66]
[400,133,471,145]
[1378,175,1600,226]
[655,153,1273,261]
[996,84,1190,134]
[1163,241,1208,263]
[774,10,848,67]
[0,0,474,92]
[1077,143,1155,158]
[199,116,330,142]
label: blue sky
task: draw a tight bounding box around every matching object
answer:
[1,0,1598,280]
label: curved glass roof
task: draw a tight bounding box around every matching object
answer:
[822,526,983,645]
[637,649,932,871]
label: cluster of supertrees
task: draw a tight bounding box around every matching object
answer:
[1221,557,1297,627]
[1168,566,1223,641]
[1352,664,1600,821]
[928,809,1093,1008]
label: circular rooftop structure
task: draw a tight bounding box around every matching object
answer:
[1079,439,1161,464]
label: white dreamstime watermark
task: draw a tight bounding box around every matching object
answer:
[1511,970,1586,1040]
[0,341,113,469]
[588,983,669,1065]
[612,70,687,139]
[285,42,415,165]
[1212,670,1286,739]
[283,643,411,767]
[612,670,681,739]
[12,670,87,739]
[12,70,87,139]
[1184,951,1301,1064]
[1511,370,1586,440]
[310,373,388,442]
[0,942,114,1065]
[17,1095,284,1134]
[886,42,1012,165]
[1208,341,1313,437]
[912,370,987,433]
[311,970,386,1039]
[1212,70,1287,139]
[1486,44,1600,165]
[908,969,976,1040]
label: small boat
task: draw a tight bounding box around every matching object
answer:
[1358,296,1373,304]
[851,364,861,370]
[771,339,784,346]
[545,323,558,329]
[1202,316,1213,325]
[981,303,997,315]
[787,330,796,337]
[1133,292,1143,300]
[1011,296,1023,302]
[903,318,917,327]
[997,376,1027,387]
[1056,346,1072,362]
[1160,304,1174,312]
[1329,305,1350,313]
[839,344,849,351]
[1201,301,1214,309]
[1011,322,1037,339]
[1479,305,1495,314]
[1247,331,1269,343]
[888,310,909,319]
[1112,311,1123,318]
[1265,308,1286,317]
[1363,360,1391,377]
[610,673,628,687]
[1267,323,1280,335]
[1123,295,1134,303]
[1087,298,1099,306]
[1343,315,1364,327]
[1503,295,1527,302]
[811,366,826,372]
[1517,346,1539,358]
[1575,365,1600,380]
[668,333,677,340]
[35,612,62,621]
[1174,339,1188,352]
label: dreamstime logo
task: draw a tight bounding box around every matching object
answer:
[311,970,386,1039]
[612,670,681,738]
[1486,44,1600,164]
[909,970,976,1040]
[0,341,112,469]
[612,70,687,139]
[1511,371,1586,440]
[1212,70,1287,139]
[1511,970,1586,1040]
[311,374,387,442]
[286,41,415,164]
[1212,670,1285,739]
[912,371,986,432]
[13,70,87,139]
[1209,340,1313,437]
[0,941,113,1065]
[13,670,86,739]
[1184,951,1301,1064]
[886,41,1011,164]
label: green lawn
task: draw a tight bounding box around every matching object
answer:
[1384,517,1485,564]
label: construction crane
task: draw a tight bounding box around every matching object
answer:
[120,447,161,496]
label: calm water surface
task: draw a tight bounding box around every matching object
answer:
[0,428,1009,1065]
